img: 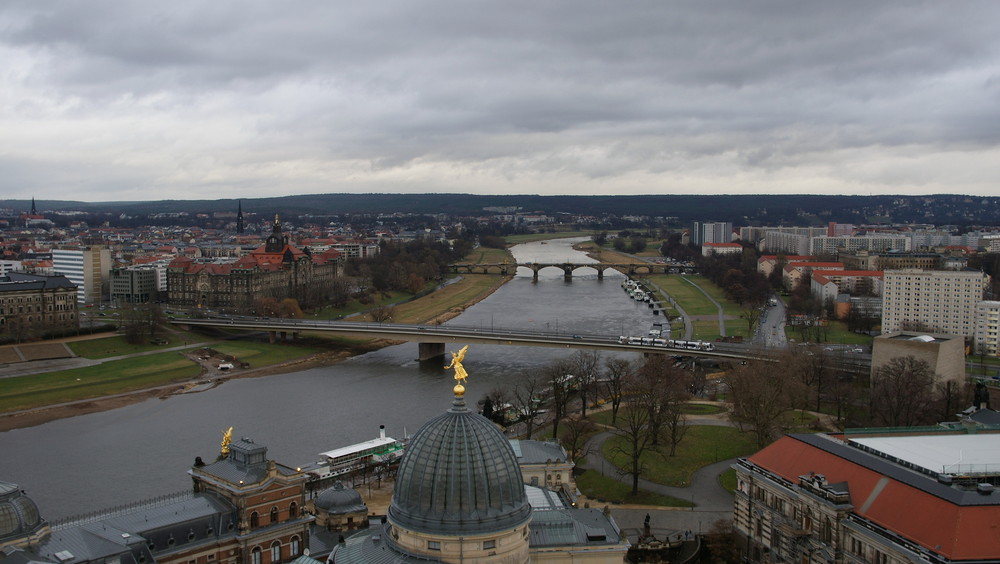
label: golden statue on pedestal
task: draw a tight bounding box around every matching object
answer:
[220,426,233,456]
[445,345,469,396]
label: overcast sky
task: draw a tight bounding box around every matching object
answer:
[2,1,999,202]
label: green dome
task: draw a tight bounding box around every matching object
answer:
[388,394,531,535]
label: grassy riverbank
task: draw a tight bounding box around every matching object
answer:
[0,249,515,421]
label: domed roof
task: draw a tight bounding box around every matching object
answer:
[314,482,366,515]
[388,392,531,535]
[0,481,44,542]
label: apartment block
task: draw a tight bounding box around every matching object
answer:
[51,246,112,304]
[975,301,1000,357]
[690,221,733,246]
[809,235,911,255]
[881,269,988,336]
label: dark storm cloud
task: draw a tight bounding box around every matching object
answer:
[1,1,998,199]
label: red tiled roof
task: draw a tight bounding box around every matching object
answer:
[788,262,844,268]
[704,242,742,247]
[748,435,1000,561]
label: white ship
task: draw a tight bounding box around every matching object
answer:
[302,425,406,481]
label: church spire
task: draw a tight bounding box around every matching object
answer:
[30,197,36,216]
[236,200,245,234]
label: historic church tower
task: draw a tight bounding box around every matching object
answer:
[264,214,289,253]
[236,200,245,234]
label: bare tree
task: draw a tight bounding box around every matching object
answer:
[543,357,576,440]
[780,345,829,412]
[369,303,395,322]
[511,373,545,440]
[560,414,597,462]
[602,357,632,426]
[612,371,658,495]
[870,356,937,427]
[725,355,804,449]
[633,355,692,455]
[570,349,602,418]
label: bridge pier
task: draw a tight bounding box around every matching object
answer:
[532,267,539,282]
[563,265,572,281]
[418,342,446,361]
[597,268,603,281]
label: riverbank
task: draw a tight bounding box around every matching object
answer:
[0,272,512,432]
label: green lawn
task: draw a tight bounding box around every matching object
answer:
[209,342,322,366]
[784,320,873,346]
[68,334,199,359]
[601,426,759,487]
[682,403,726,415]
[0,352,201,413]
[649,275,718,316]
[576,469,694,507]
[718,468,738,493]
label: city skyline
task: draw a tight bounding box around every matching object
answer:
[2,2,1000,201]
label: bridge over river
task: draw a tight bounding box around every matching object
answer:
[172,317,870,375]
[447,262,695,281]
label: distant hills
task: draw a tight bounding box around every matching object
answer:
[3,193,999,226]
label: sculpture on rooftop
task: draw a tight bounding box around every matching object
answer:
[220,426,233,456]
[444,345,469,395]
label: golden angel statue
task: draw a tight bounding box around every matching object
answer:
[220,426,233,456]
[445,345,469,385]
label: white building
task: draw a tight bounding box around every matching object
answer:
[701,242,743,256]
[51,247,112,304]
[881,269,989,337]
[975,301,1000,357]
[691,221,733,245]
[809,235,911,255]
[763,231,812,256]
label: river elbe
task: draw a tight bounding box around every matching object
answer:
[0,238,663,520]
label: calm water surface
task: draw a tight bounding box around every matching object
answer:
[0,238,661,519]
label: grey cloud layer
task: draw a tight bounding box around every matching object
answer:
[2,1,999,200]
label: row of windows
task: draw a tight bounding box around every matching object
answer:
[248,502,299,528]
[249,536,301,564]
[427,539,496,551]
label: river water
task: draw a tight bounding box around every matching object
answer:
[0,238,662,520]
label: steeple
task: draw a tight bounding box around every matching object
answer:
[236,201,245,234]
[30,197,36,216]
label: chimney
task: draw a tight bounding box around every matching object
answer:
[380,425,385,440]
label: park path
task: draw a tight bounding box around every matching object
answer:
[581,416,738,537]
[679,275,726,337]
[643,278,693,341]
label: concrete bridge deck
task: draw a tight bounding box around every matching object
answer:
[171,317,871,374]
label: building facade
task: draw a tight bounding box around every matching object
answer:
[2,438,312,564]
[691,221,733,246]
[110,267,159,305]
[51,247,112,304]
[975,301,1000,357]
[0,273,77,341]
[881,269,989,336]
[167,218,342,312]
[734,431,1000,564]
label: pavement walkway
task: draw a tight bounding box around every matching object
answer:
[580,416,739,537]
[680,275,727,337]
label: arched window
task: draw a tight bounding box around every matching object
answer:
[270,541,281,562]
[250,547,261,564]
[289,501,298,518]
[289,536,300,556]
[250,511,259,528]
[270,506,279,524]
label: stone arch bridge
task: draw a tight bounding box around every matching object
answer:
[447,262,686,281]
